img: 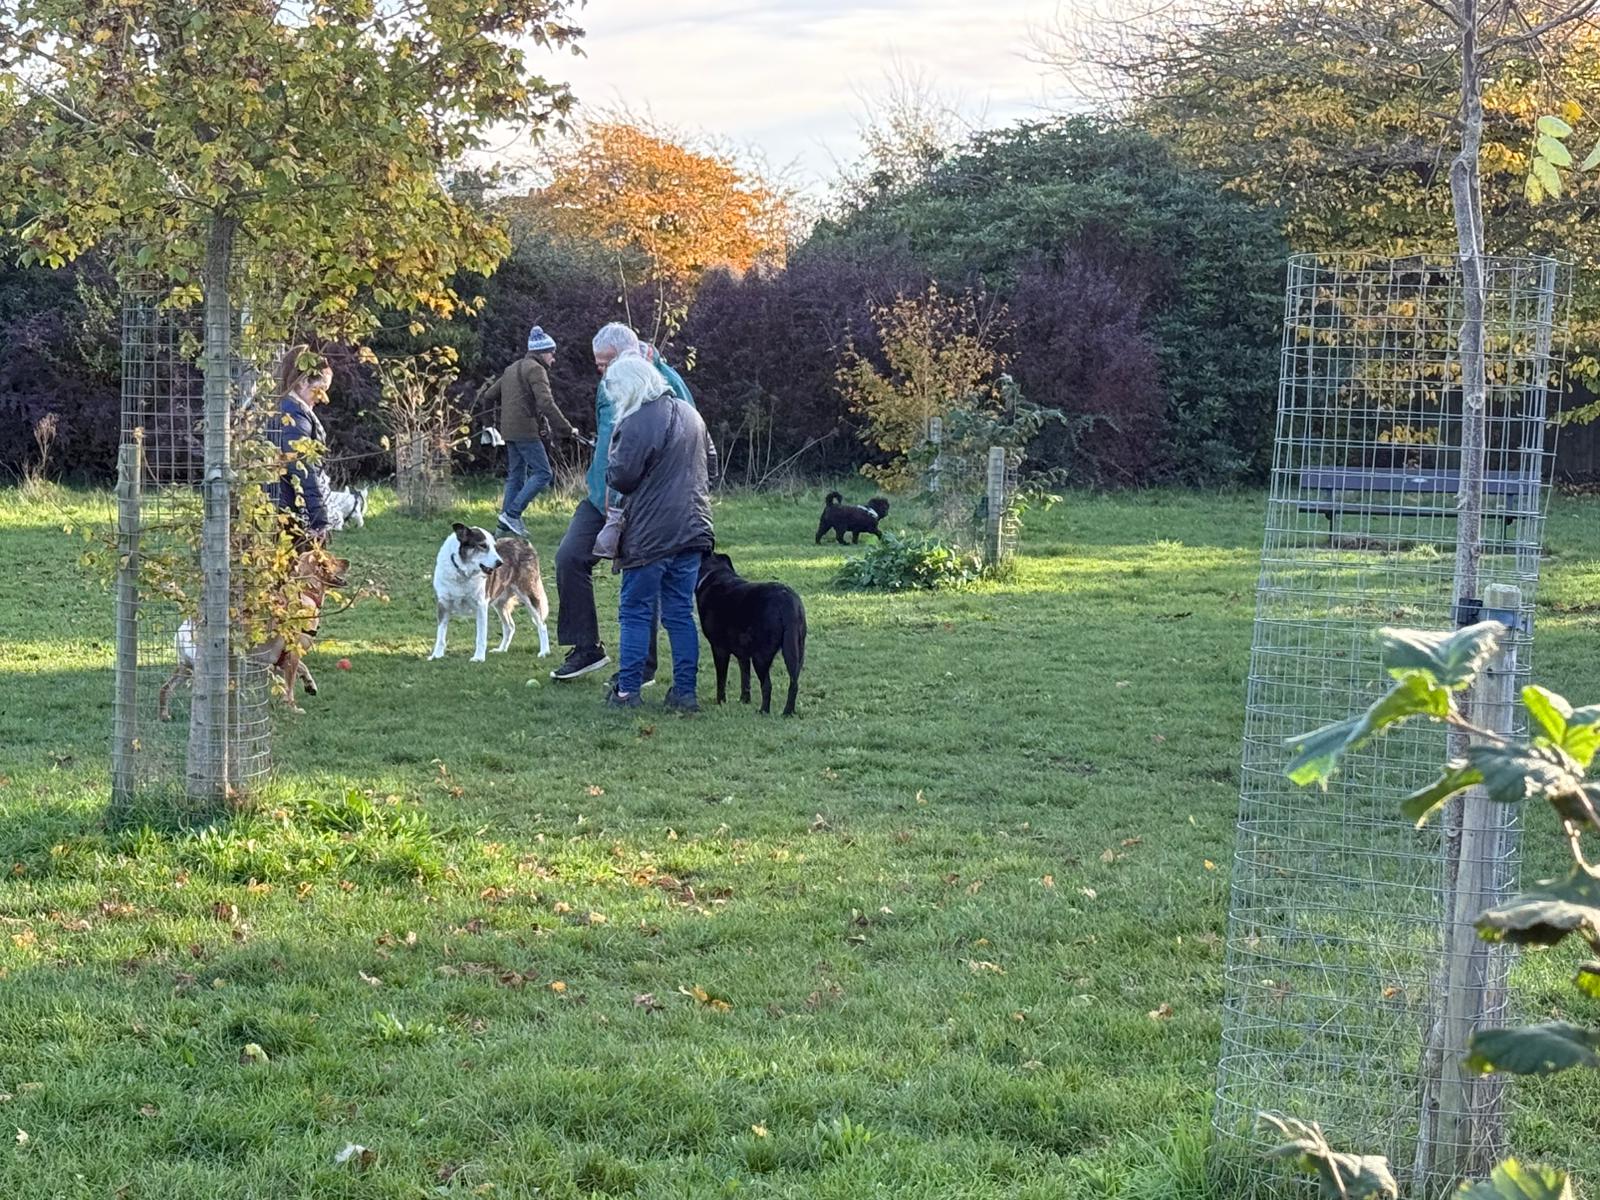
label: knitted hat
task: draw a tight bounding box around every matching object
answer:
[527,325,556,353]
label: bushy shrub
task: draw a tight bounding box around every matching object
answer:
[1009,251,1165,485]
[812,116,1285,482]
[678,244,921,483]
[835,532,983,592]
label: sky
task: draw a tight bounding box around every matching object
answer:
[505,0,1079,195]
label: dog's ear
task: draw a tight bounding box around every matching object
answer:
[452,522,469,538]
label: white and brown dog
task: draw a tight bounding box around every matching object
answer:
[159,550,348,719]
[430,523,550,662]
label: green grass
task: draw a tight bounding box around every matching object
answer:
[2,484,1599,1198]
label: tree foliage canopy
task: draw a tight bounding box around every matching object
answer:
[1064,0,1600,373]
[1,0,584,340]
[518,119,791,323]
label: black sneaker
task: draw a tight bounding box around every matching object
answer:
[551,645,610,680]
[608,671,657,690]
[604,684,642,709]
[664,689,700,715]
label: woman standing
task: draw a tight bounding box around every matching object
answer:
[266,344,334,545]
[601,355,716,714]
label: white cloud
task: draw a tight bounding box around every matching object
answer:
[500,0,1071,192]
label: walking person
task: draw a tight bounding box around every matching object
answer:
[549,322,696,682]
[266,344,334,546]
[482,324,579,539]
[599,355,716,713]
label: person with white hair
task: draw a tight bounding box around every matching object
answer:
[549,322,698,683]
[598,354,716,712]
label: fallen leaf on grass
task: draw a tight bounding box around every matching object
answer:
[1078,887,1097,901]
[810,813,831,832]
[14,1129,27,1147]
[1148,1003,1175,1021]
[1204,860,1217,871]
[10,930,36,949]
[1099,848,1116,864]
[1021,1059,1044,1071]
[137,1105,158,1118]
[358,970,383,988]
[679,984,731,1012]
[1121,837,1143,848]
[334,1143,377,1169]
[1041,874,1055,888]
[967,960,1005,975]
[239,1043,269,1066]
[549,980,567,994]
[211,901,238,923]
[751,1124,769,1138]
[585,785,605,797]
[633,993,663,1013]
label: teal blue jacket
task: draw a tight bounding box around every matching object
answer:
[588,348,692,511]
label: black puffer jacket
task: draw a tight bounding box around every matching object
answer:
[605,392,717,570]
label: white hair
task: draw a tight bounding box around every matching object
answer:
[591,322,640,362]
[604,354,668,426]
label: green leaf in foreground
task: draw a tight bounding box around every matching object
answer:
[1524,685,1600,767]
[1260,1113,1398,1198]
[1286,673,1450,786]
[1466,743,1584,805]
[1467,1022,1600,1076]
[1457,1159,1573,1199]
[1537,134,1575,168]
[1379,622,1502,688]
[1477,868,1600,947]
[1538,114,1575,138]
[1401,763,1484,827]
[1580,140,1600,172]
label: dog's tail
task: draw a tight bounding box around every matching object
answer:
[824,491,843,507]
[784,607,806,674]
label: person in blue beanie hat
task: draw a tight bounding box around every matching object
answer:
[481,324,578,538]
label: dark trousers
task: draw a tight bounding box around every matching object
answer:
[555,499,657,674]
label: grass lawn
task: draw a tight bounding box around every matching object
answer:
[3,484,1599,1199]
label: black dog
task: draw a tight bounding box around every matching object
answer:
[815,491,889,544]
[695,550,807,716]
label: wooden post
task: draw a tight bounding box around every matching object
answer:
[985,445,1006,568]
[927,416,943,495]
[1421,583,1520,1191]
[112,438,143,809]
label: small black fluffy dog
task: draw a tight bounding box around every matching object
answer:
[695,550,807,716]
[815,491,890,544]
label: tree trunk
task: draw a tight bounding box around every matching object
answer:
[1418,5,1501,1188]
[186,213,237,808]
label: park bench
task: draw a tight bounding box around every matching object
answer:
[1295,468,1540,532]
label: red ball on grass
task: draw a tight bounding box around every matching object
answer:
[337,659,352,671]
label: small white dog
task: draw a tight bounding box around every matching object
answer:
[325,487,369,532]
[431,523,551,662]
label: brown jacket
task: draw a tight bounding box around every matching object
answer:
[484,355,576,443]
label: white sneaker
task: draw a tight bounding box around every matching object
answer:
[497,512,528,538]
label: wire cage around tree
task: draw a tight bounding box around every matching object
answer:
[1212,253,1571,1197]
[112,280,276,815]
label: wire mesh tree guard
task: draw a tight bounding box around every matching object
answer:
[921,413,1022,571]
[112,279,274,816]
[1212,252,1570,1197]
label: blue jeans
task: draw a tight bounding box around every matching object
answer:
[618,550,701,697]
[502,440,553,518]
